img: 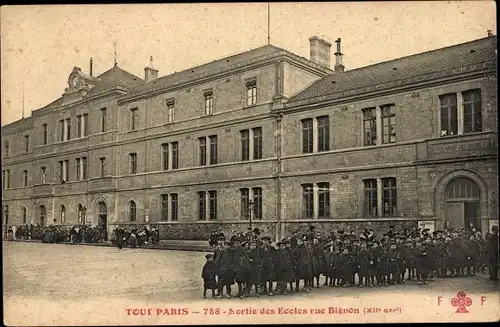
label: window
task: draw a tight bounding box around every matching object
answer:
[41,167,46,184]
[199,137,207,166]
[130,108,138,130]
[129,153,137,174]
[204,91,213,115]
[60,205,66,223]
[302,184,314,218]
[83,114,89,137]
[240,188,250,219]
[23,170,28,187]
[2,169,10,189]
[363,108,377,146]
[161,194,168,221]
[42,124,48,145]
[171,193,178,221]
[241,130,250,161]
[64,160,69,182]
[76,158,81,180]
[59,120,64,142]
[302,119,313,153]
[209,190,217,220]
[82,157,87,180]
[439,94,458,136]
[364,179,378,217]
[317,182,330,217]
[246,79,257,106]
[129,201,137,221]
[167,100,175,123]
[252,187,262,219]
[463,89,482,134]
[382,177,397,217]
[381,105,396,144]
[209,135,217,165]
[253,127,262,160]
[77,204,85,223]
[4,140,9,156]
[21,207,27,224]
[101,108,107,132]
[317,116,329,152]
[4,205,9,225]
[58,161,69,183]
[198,191,206,220]
[77,115,82,137]
[162,144,169,170]
[58,161,64,182]
[24,135,29,152]
[171,142,178,169]
[99,158,106,178]
[39,205,46,224]
[66,118,71,140]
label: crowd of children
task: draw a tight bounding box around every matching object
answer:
[201,225,498,299]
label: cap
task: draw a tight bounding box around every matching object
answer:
[223,241,231,246]
[253,228,260,234]
[205,253,214,259]
[261,236,271,242]
[309,225,316,230]
[276,241,286,246]
[241,241,248,247]
[323,242,333,250]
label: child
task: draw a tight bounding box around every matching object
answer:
[358,241,373,287]
[312,238,326,287]
[275,240,294,295]
[201,254,217,298]
[340,247,354,287]
[387,242,400,285]
[215,241,235,298]
[323,242,334,287]
[466,234,480,276]
[405,240,416,280]
[414,240,429,285]
[292,238,312,292]
[246,240,262,297]
[259,236,276,296]
[370,241,382,286]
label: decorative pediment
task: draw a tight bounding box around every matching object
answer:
[64,67,100,95]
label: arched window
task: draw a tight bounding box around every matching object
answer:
[446,177,480,200]
[129,201,137,221]
[39,205,46,224]
[60,205,66,223]
[98,202,107,215]
[3,205,9,225]
[21,207,27,224]
[77,204,86,224]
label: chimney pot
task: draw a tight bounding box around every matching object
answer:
[90,58,93,76]
[334,38,345,73]
[144,56,158,83]
[309,36,331,69]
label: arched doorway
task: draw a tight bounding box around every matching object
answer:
[39,205,46,225]
[98,202,107,229]
[445,177,481,231]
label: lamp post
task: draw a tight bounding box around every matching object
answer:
[248,200,254,232]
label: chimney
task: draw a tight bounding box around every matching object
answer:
[90,58,93,76]
[309,36,331,69]
[144,56,158,83]
[334,38,345,73]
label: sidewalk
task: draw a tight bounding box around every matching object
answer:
[7,239,212,252]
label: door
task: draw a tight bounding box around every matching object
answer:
[445,202,464,231]
[464,201,480,231]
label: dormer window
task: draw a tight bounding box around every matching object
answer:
[204,90,213,115]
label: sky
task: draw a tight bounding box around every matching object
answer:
[0,2,496,126]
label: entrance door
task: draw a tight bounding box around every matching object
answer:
[445,202,464,231]
[97,202,107,240]
[445,177,481,231]
[464,201,480,231]
[39,205,46,226]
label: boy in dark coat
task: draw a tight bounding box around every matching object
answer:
[214,241,235,298]
[259,236,276,296]
[340,247,354,287]
[406,239,416,280]
[201,254,217,298]
[233,239,251,298]
[466,234,480,276]
[275,240,294,295]
[396,237,407,284]
[246,240,262,297]
[387,242,400,285]
[378,239,389,286]
[286,239,296,292]
[414,239,430,285]
[323,242,335,286]
[371,241,382,286]
[292,238,312,292]
[312,238,326,287]
[358,241,373,287]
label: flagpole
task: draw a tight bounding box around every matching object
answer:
[267,3,271,45]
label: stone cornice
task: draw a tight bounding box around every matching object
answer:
[284,60,496,111]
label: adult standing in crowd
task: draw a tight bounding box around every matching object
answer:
[487,225,499,281]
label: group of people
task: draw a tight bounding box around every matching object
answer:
[201,225,499,299]
[6,224,108,244]
[111,225,160,249]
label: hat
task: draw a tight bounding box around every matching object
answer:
[205,253,214,259]
[223,241,231,246]
[367,241,373,246]
[280,238,289,244]
[261,236,271,242]
[253,228,260,234]
[276,241,286,246]
[309,225,316,230]
[241,241,248,247]
[390,241,397,246]
[323,242,333,250]
[373,240,380,245]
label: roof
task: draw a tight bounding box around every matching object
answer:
[289,36,497,103]
[87,64,143,95]
[127,44,284,95]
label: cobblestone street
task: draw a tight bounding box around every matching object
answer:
[4,242,499,325]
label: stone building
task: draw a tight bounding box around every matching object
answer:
[2,35,498,240]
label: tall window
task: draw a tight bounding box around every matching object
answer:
[3,140,9,156]
[209,190,217,220]
[129,201,137,221]
[167,100,175,123]
[246,79,257,106]
[1,170,5,190]
[82,157,87,179]
[382,177,397,217]
[77,204,84,223]
[101,108,107,132]
[64,160,69,182]
[241,130,250,161]
[161,194,168,221]
[439,94,458,136]
[99,158,106,178]
[364,179,378,217]
[83,114,89,136]
[42,124,48,145]
[209,135,217,165]
[60,205,66,223]
[171,193,178,221]
[302,184,314,218]
[317,116,329,152]
[76,158,81,180]
[130,108,138,130]
[363,108,377,146]
[59,120,64,142]
[253,127,262,160]
[3,205,9,225]
[171,142,178,169]
[198,137,207,166]
[162,143,169,170]
[240,188,250,219]
[130,153,137,174]
[302,119,313,154]
[23,170,28,187]
[24,135,30,152]
[21,207,27,224]
[463,89,482,134]
[381,105,396,144]
[198,191,206,220]
[204,91,213,115]
[41,167,47,184]
[58,161,65,183]
[317,182,330,217]
[252,187,262,219]
[77,115,82,137]
[66,118,71,140]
